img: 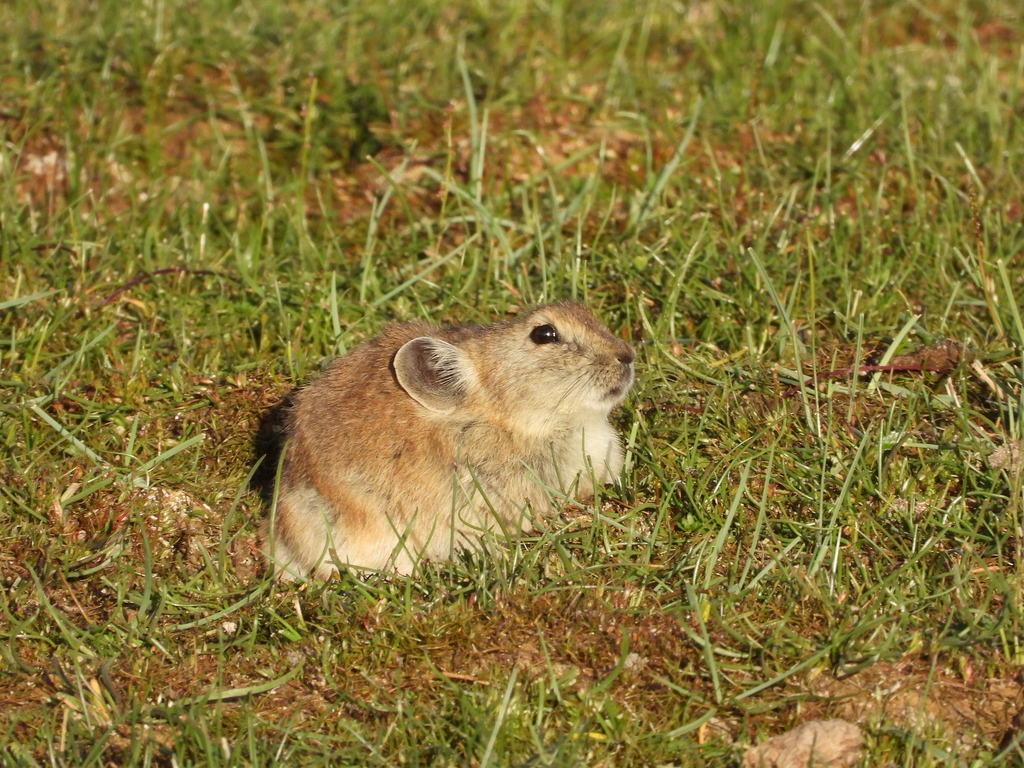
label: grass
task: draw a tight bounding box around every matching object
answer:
[1,0,1023,764]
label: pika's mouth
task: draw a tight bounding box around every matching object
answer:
[604,366,634,401]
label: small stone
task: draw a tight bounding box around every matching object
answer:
[990,441,1021,473]
[744,719,863,768]
[623,653,647,675]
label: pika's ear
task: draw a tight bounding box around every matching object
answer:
[393,337,471,414]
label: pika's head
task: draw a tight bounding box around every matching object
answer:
[392,301,634,433]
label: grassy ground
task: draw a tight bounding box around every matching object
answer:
[2,0,1023,765]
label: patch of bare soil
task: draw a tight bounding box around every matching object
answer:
[804,659,1024,752]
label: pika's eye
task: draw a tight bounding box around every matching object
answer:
[529,324,560,344]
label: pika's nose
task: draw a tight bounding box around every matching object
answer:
[618,347,635,366]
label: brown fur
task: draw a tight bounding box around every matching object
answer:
[258,302,635,578]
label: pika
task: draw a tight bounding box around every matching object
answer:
[256,301,634,579]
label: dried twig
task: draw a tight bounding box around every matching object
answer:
[802,362,954,389]
[100,267,242,306]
